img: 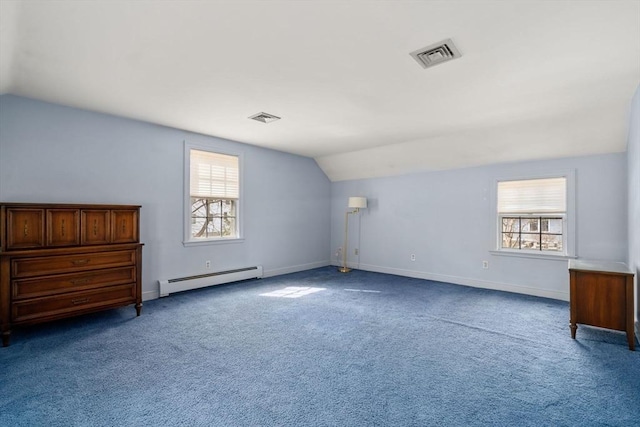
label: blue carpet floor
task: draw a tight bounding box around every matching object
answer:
[1,267,639,426]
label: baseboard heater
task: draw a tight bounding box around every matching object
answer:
[159,266,263,297]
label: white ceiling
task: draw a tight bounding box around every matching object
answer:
[1,0,639,181]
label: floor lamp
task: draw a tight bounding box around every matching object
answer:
[339,196,367,273]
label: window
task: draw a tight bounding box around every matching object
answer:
[191,198,236,239]
[497,177,567,254]
[186,146,240,243]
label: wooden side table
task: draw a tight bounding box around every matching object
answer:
[568,259,635,351]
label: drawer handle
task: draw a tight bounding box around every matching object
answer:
[93,219,98,236]
[71,259,90,265]
[72,298,90,305]
[71,278,90,285]
[24,220,28,237]
[122,219,126,233]
[61,219,65,236]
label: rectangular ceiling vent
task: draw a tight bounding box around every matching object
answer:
[249,112,281,123]
[410,38,461,69]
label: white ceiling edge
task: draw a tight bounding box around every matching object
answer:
[316,103,632,182]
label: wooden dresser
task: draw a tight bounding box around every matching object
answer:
[568,259,635,350]
[0,203,142,346]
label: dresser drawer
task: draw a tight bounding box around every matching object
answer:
[6,208,45,249]
[12,283,136,323]
[12,250,136,278]
[12,267,136,300]
[46,209,80,247]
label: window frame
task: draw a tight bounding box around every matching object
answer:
[183,141,244,246]
[490,170,576,260]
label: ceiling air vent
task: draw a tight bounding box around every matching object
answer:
[249,112,281,123]
[410,38,461,69]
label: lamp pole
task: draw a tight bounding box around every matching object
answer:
[339,197,367,274]
[339,209,354,273]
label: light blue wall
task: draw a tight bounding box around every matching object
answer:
[0,95,332,299]
[331,153,628,301]
[627,85,640,332]
[1,94,633,306]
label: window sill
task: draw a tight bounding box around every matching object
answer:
[183,238,245,247]
[489,250,576,261]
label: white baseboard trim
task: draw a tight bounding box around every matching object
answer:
[263,260,331,278]
[349,262,569,301]
[636,321,639,346]
[142,290,159,301]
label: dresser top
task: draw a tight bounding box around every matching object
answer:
[1,202,141,209]
[568,259,633,275]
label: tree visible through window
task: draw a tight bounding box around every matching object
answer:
[189,149,239,240]
[497,177,566,253]
[501,216,563,251]
[191,198,236,238]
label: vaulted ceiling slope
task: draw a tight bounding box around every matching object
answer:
[1,1,639,181]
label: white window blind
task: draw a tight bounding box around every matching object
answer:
[190,149,239,199]
[497,177,566,214]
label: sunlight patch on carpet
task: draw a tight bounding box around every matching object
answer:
[260,286,326,298]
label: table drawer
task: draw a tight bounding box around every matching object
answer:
[12,250,136,278]
[12,283,136,323]
[12,267,136,300]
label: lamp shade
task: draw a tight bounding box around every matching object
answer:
[348,196,367,209]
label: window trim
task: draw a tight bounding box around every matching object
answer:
[490,170,576,259]
[183,141,244,246]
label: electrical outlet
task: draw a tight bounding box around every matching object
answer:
[355,248,359,255]
[205,260,211,269]
[410,254,416,261]
[482,260,489,269]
